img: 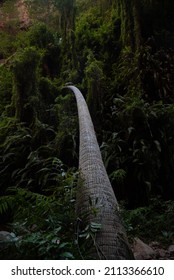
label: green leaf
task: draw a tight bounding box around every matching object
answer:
[90,222,102,229]
[59,242,69,249]
[60,252,74,259]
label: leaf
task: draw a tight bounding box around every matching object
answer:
[90,222,102,229]
[60,252,74,259]
[154,140,161,152]
[78,233,88,238]
[58,242,69,249]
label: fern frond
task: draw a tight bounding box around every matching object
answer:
[7,187,57,206]
[0,195,15,215]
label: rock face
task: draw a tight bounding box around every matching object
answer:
[0,0,30,31]
[16,0,30,29]
[133,238,156,259]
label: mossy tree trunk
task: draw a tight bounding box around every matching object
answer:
[12,47,40,126]
[55,0,77,74]
[113,0,141,51]
[85,54,104,128]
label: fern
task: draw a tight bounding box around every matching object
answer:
[0,195,15,215]
[12,149,66,192]
[8,187,57,205]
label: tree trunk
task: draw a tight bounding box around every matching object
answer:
[66,85,134,259]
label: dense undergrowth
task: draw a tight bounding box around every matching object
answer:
[122,197,174,246]
[0,0,174,259]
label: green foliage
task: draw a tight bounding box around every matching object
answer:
[79,222,102,240]
[111,47,141,98]
[75,195,103,259]
[0,195,15,215]
[109,169,126,184]
[15,231,75,260]
[101,95,174,206]
[76,221,102,259]
[11,165,101,260]
[13,151,64,191]
[11,46,40,123]
[12,47,40,84]
[39,77,58,103]
[0,31,16,57]
[0,65,13,114]
[75,7,102,52]
[0,170,79,259]
[54,0,74,12]
[0,0,174,259]
[141,47,174,102]
[122,198,174,245]
[84,52,104,121]
[54,93,78,166]
[26,23,61,77]
[27,23,55,49]
[75,5,121,66]
[0,124,32,194]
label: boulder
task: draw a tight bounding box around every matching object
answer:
[133,237,156,259]
[0,231,14,241]
[168,245,174,254]
[149,241,160,249]
[0,231,18,247]
[156,248,168,259]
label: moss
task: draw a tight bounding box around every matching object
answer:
[0,65,13,114]
[84,53,104,125]
[11,47,40,125]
